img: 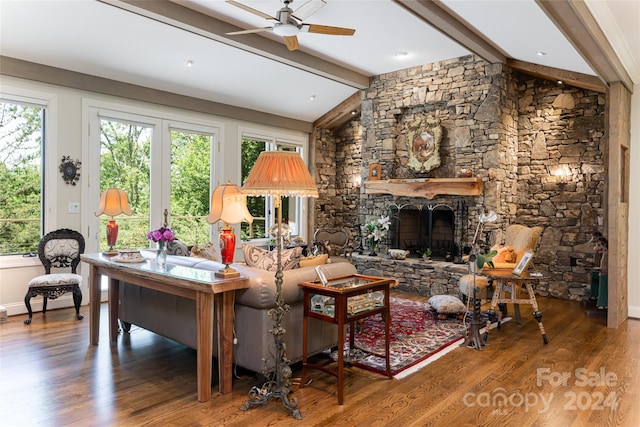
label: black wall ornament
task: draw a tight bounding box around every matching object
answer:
[59,156,81,185]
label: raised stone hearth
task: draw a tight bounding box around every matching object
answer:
[352,254,468,297]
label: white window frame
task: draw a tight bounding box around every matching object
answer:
[0,87,58,267]
[239,127,311,244]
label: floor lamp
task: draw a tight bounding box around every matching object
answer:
[461,209,496,350]
[240,151,318,420]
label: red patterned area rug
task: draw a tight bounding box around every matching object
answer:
[345,296,468,379]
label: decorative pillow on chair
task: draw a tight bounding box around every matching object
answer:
[299,254,329,268]
[493,246,516,264]
[242,244,302,272]
[190,242,219,262]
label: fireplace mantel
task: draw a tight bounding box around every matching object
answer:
[364,178,482,199]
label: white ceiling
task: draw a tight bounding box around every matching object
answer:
[1,0,638,124]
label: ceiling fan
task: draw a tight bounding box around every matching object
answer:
[225,0,355,51]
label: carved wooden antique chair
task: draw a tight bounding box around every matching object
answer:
[312,227,354,262]
[24,228,85,325]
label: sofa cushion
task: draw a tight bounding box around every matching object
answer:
[299,253,329,268]
[242,244,302,272]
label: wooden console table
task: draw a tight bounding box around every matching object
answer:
[299,274,394,404]
[81,253,249,402]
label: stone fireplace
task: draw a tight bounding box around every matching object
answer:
[315,54,606,301]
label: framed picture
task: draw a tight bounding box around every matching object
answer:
[368,163,382,180]
[513,250,534,276]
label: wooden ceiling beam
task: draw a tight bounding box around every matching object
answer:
[535,0,633,92]
[508,59,607,93]
[393,0,507,65]
[314,91,362,130]
[103,0,370,89]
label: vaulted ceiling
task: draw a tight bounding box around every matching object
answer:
[1,0,638,131]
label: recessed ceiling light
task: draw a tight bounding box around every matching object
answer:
[536,51,547,56]
[185,60,195,67]
[395,51,410,59]
[309,95,316,101]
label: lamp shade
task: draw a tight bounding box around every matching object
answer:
[206,182,254,225]
[95,188,133,217]
[241,151,318,198]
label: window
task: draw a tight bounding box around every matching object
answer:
[0,98,45,255]
[240,133,308,242]
[88,103,220,255]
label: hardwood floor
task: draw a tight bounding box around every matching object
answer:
[1,292,639,427]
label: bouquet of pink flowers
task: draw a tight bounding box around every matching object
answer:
[147,226,176,243]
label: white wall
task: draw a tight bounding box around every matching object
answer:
[0,75,309,316]
[628,86,640,319]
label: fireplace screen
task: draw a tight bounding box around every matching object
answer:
[388,202,467,260]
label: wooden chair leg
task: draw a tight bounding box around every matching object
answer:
[23,290,34,325]
[72,286,84,320]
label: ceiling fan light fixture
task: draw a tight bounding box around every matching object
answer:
[273,23,299,36]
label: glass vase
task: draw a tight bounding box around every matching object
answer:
[368,240,377,256]
[157,241,168,267]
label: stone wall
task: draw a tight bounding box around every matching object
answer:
[314,56,606,301]
[514,75,606,299]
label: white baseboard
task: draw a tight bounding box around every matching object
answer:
[628,305,640,319]
[3,294,77,318]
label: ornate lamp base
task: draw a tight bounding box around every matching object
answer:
[215,265,240,278]
[460,281,489,351]
[242,381,302,420]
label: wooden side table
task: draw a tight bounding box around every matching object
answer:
[299,274,394,405]
[482,269,548,344]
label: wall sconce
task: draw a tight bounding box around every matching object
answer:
[554,165,570,183]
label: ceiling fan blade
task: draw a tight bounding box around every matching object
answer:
[291,0,326,21]
[284,35,299,51]
[304,24,355,36]
[226,0,276,21]
[226,27,272,35]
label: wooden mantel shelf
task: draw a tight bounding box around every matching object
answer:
[364,178,482,199]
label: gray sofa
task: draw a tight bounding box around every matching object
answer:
[118,253,356,374]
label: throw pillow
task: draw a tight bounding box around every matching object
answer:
[428,295,466,314]
[167,239,189,256]
[493,246,516,264]
[242,244,302,272]
[299,253,329,268]
[190,242,219,262]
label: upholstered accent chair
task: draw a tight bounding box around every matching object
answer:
[312,227,354,262]
[459,224,543,301]
[24,228,85,325]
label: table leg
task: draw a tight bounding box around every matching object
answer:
[89,265,101,345]
[384,288,391,378]
[301,298,309,387]
[216,291,235,394]
[196,291,214,402]
[525,282,548,344]
[337,299,345,405]
[108,277,119,342]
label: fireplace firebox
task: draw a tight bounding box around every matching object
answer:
[387,202,467,260]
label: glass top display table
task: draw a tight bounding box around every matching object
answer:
[298,274,395,405]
